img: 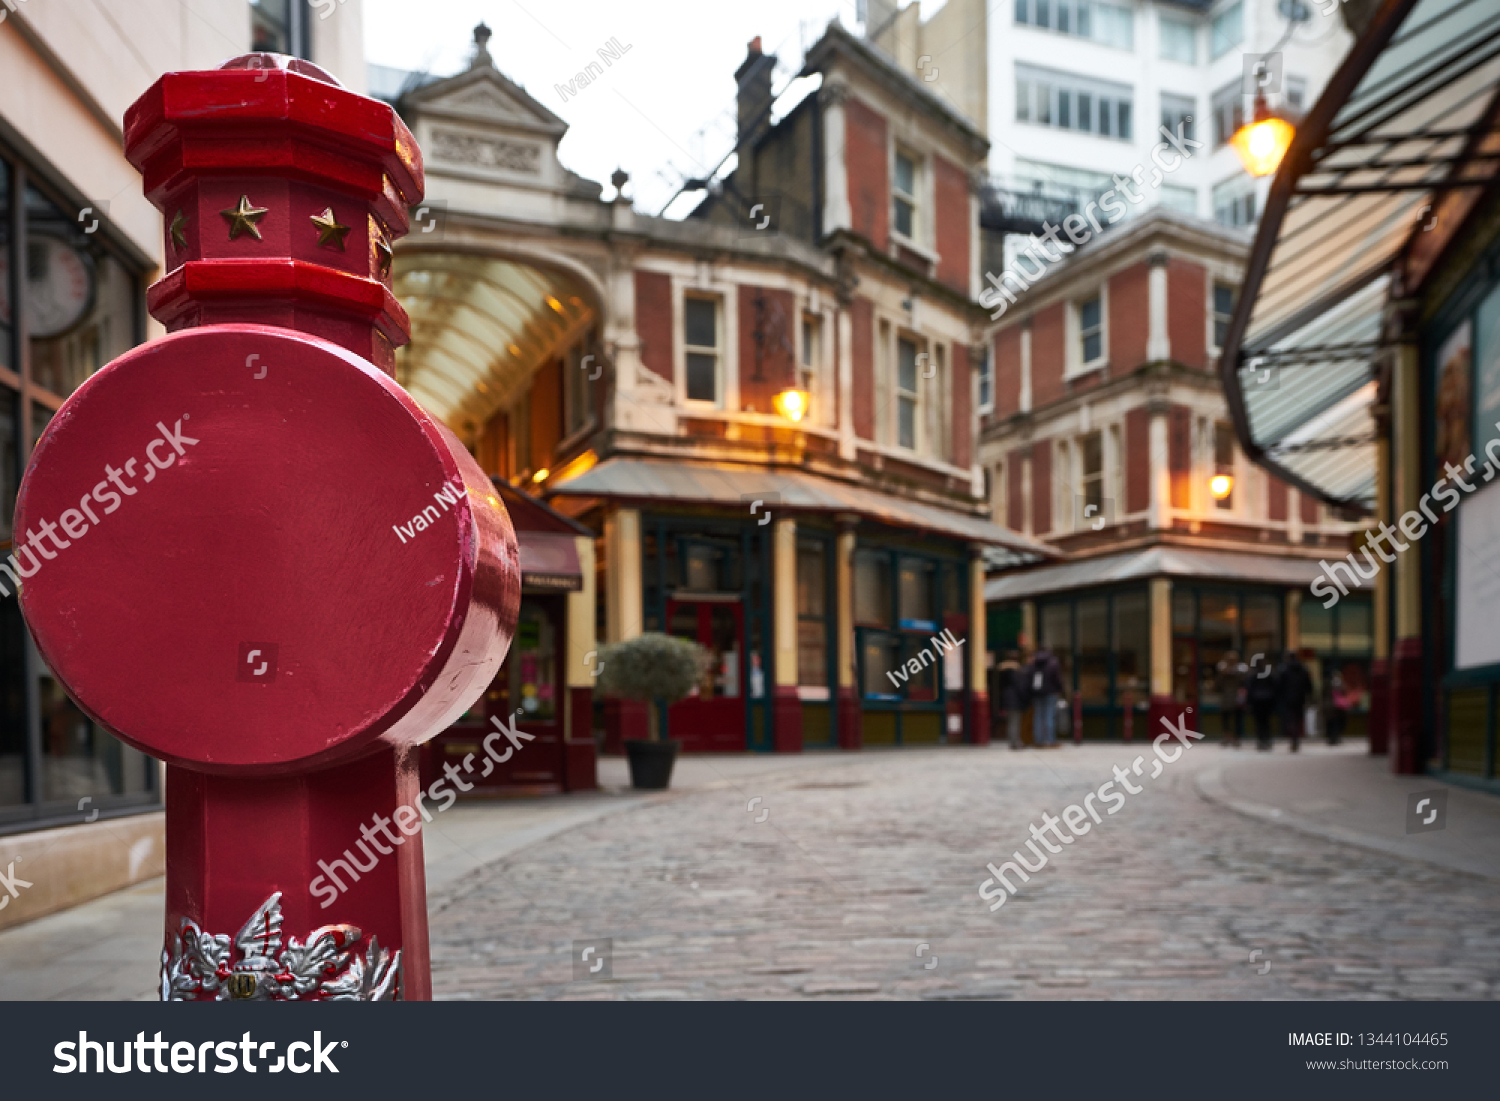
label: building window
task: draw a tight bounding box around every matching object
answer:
[1213,281,1236,348]
[1210,0,1243,60]
[897,556,936,630]
[1079,293,1104,365]
[1211,81,1245,148]
[1016,0,1134,48]
[1080,430,1104,518]
[563,339,596,437]
[1161,93,1196,146]
[854,550,893,627]
[683,295,720,404]
[893,150,918,240]
[1159,16,1197,63]
[1286,77,1307,111]
[1213,175,1257,227]
[800,313,820,399]
[1016,65,1133,140]
[977,344,993,413]
[1214,421,1235,509]
[250,0,311,58]
[1162,184,1198,215]
[897,336,920,450]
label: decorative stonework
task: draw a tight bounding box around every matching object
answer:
[430,128,542,175]
[161,891,401,1001]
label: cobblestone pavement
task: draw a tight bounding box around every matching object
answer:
[431,742,1500,1000]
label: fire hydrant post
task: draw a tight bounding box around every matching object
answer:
[12,55,521,1001]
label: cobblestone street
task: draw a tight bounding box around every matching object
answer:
[431,742,1500,1000]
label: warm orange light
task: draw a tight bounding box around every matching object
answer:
[1231,95,1295,178]
[773,387,810,422]
[1210,474,1234,500]
[532,468,550,483]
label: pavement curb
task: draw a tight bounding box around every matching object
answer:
[1195,764,1500,882]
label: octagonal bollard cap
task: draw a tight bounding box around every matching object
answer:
[12,324,521,776]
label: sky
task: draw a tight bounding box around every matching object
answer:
[362,0,938,218]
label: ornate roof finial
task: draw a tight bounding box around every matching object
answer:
[472,23,494,68]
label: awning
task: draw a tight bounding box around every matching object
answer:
[518,532,582,593]
[548,457,1057,565]
[985,545,1372,604]
[1222,0,1500,510]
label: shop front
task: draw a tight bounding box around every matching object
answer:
[551,458,1053,755]
[420,481,597,795]
[1221,0,1500,780]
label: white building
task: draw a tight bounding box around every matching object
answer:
[865,0,1351,229]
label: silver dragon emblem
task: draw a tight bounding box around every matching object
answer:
[160,891,401,1001]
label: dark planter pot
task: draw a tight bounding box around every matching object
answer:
[624,739,679,790]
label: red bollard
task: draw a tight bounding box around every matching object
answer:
[13,55,519,1000]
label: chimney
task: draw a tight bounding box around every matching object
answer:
[736,36,775,149]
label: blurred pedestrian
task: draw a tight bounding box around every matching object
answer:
[992,650,1027,749]
[1276,650,1312,753]
[1215,649,1246,748]
[1028,646,1065,748]
[1325,671,1351,746]
[1247,652,1277,751]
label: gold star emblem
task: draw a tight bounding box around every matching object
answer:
[310,207,351,250]
[169,209,189,251]
[220,194,269,241]
[375,236,393,276]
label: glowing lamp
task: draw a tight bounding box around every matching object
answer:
[773,387,809,422]
[1210,474,1234,500]
[532,468,550,484]
[1231,94,1295,178]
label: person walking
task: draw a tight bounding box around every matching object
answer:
[1247,652,1278,751]
[1325,671,1351,746]
[993,650,1027,749]
[1029,646,1065,748]
[1276,650,1312,753]
[1215,650,1246,748]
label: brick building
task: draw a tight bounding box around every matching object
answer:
[978,207,1372,739]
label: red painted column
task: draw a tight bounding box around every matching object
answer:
[14,55,520,1001]
[1389,638,1424,774]
[837,689,863,750]
[968,694,991,746]
[773,688,804,753]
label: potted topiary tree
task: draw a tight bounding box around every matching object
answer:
[596,632,710,790]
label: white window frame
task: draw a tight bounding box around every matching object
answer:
[895,332,923,451]
[1067,287,1108,376]
[1210,279,1236,353]
[977,343,994,415]
[892,147,921,245]
[1158,15,1197,64]
[1210,0,1243,60]
[681,292,724,408]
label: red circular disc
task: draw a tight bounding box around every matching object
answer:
[14,324,519,774]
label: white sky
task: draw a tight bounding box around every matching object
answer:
[362,0,945,217]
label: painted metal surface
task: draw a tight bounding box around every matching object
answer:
[12,54,519,999]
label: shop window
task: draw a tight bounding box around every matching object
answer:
[1336,598,1373,654]
[900,636,939,701]
[683,295,720,404]
[510,603,557,722]
[1243,592,1282,659]
[250,0,311,58]
[1172,589,1195,632]
[1077,597,1109,705]
[797,540,829,689]
[1113,589,1149,699]
[893,150,919,240]
[861,632,901,698]
[1198,591,1238,706]
[1159,16,1196,63]
[854,550,892,627]
[1445,689,1488,775]
[1214,421,1235,509]
[1213,282,1236,349]
[897,337,920,450]
[1300,600,1333,651]
[1040,602,1074,694]
[681,541,737,592]
[941,562,963,618]
[897,557,935,630]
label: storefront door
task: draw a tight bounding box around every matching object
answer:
[665,599,746,752]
